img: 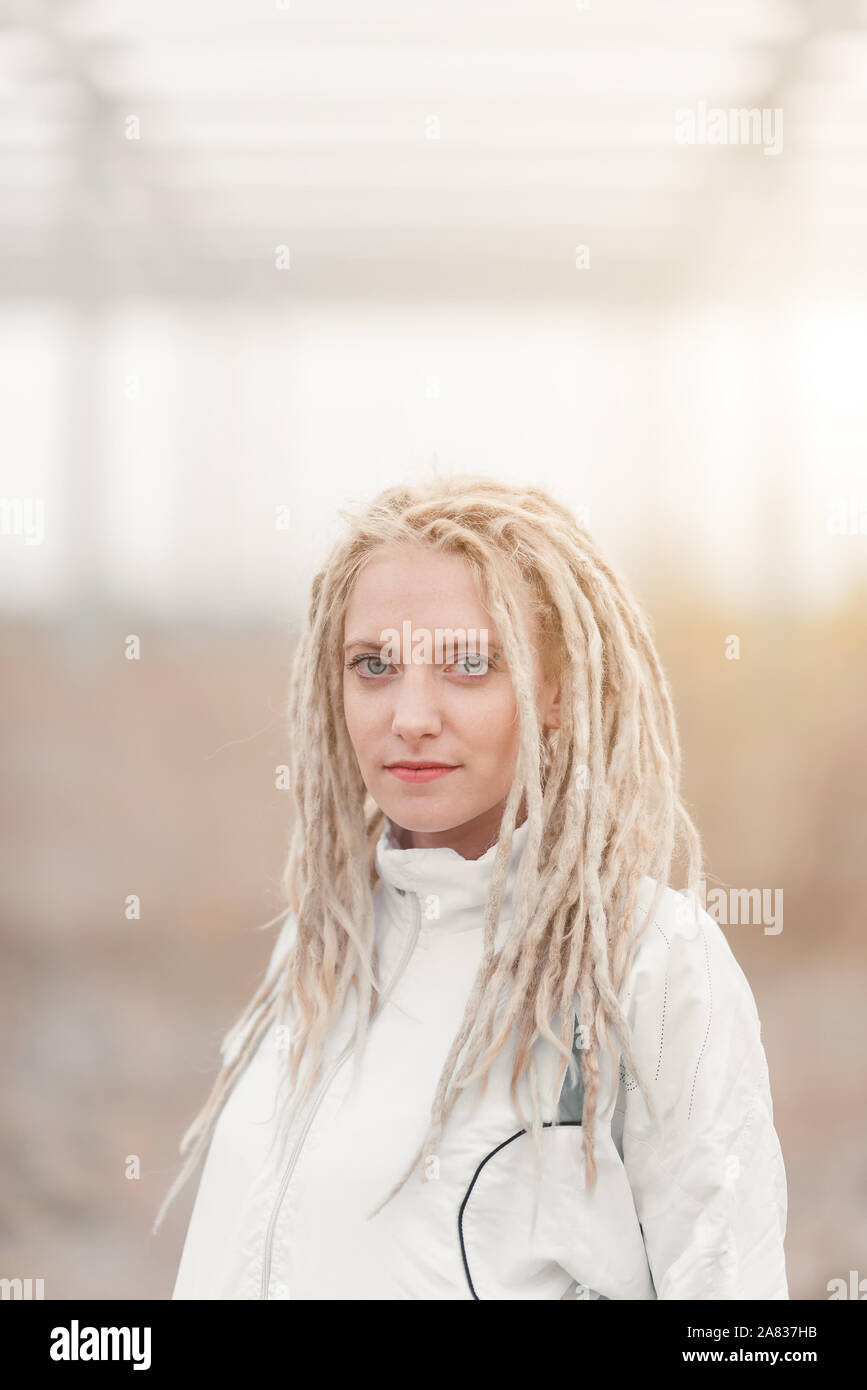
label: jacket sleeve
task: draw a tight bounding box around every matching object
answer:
[615,893,789,1299]
[171,912,298,1299]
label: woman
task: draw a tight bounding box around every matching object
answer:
[155,475,789,1300]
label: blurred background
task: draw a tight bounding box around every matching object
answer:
[1,0,866,1300]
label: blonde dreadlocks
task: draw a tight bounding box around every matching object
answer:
[153,474,703,1234]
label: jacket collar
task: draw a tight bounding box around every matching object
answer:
[374,816,532,933]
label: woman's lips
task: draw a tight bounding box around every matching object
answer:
[386,765,459,783]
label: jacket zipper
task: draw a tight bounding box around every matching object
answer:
[259,891,422,1299]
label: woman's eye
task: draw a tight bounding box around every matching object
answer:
[347,654,392,677]
[346,651,494,678]
[454,653,490,676]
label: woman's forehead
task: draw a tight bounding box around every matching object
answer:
[344,545,537,626]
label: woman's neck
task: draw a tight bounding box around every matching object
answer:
[392,793,528,860]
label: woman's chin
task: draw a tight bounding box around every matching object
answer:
[379,798,477,836]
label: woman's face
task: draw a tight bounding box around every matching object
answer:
[342,546,560,858]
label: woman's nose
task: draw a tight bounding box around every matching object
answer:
[390,667,443,741]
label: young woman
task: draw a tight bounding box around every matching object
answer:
[155,475,789,1300]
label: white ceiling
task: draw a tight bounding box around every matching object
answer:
[0,0,865,297]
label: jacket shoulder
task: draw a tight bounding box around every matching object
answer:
[625,874,761,1018]
[614,877,788,1298]
[617,875,765,1126]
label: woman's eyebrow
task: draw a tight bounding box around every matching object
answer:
[343,635,501,655]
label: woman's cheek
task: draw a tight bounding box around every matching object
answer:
[464,700,521,770]
[341,698,372,767]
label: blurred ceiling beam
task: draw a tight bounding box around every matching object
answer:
[2,0,865,299]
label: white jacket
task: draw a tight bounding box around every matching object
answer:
[171,818,789,1300]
